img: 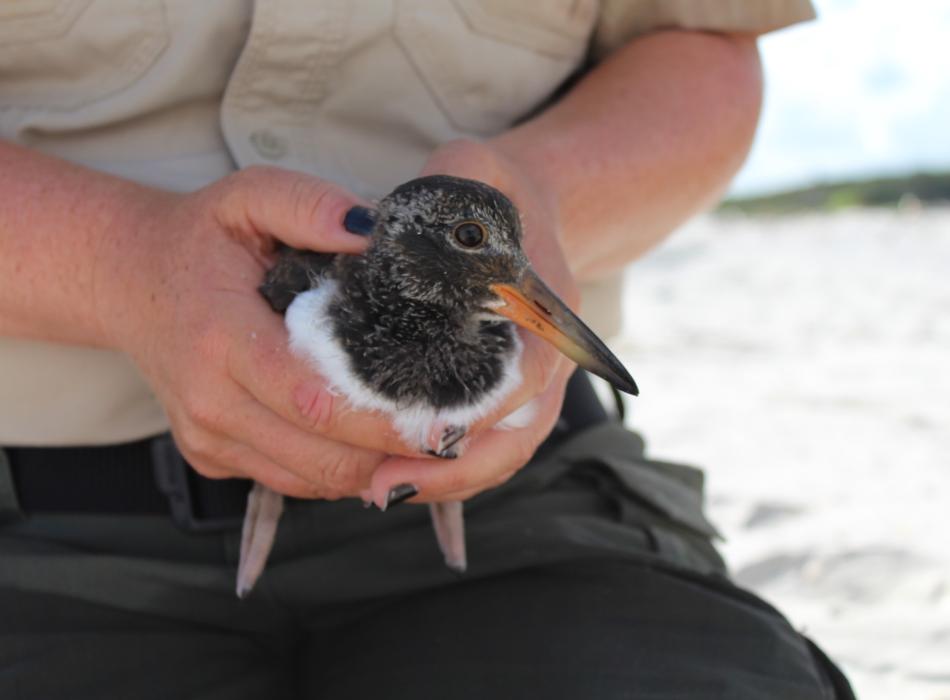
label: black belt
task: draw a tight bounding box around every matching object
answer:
[6,434,250,532]
[4,371,613,533]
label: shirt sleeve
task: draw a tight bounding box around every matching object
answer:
[593,0,816,58]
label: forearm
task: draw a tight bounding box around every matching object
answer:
[492,30,763,280]
[0,140,161,347]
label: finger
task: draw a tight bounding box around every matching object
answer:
[215,166,373,254]
[365,369,568,505]
[225,304,426,457]
[216,385,386,499]
[465,333,568,436]
[221,446,320,499]
[177,431,330,500]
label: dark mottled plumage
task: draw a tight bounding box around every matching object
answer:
[261,175,527,410]
[259,247,334,313]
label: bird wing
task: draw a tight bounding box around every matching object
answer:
[259,245,337,313]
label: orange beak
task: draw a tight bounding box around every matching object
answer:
[490,269,638,395]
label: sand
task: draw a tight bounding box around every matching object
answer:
[615,205,950,700]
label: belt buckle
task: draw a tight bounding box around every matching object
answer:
[151,434,244,533]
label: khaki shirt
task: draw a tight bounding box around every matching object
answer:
[0,0,814,446]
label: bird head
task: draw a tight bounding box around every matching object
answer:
[358,175,638,395]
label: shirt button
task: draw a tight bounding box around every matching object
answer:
[249,129,288,160]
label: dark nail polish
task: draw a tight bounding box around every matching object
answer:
[343,206,377,236]
[384,483,418,510]
[424,448,458,460]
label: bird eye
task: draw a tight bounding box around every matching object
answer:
[453,222,486,249]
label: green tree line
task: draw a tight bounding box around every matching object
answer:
[720,171,950,215]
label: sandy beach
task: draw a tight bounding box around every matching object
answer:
[615,206,950,700]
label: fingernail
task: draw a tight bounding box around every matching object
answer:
[383,483,418,511]
[343,206,377,236]
[424,449,458,460]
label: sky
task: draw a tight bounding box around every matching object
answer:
[730,0,950,196]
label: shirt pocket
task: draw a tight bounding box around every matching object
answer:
[395,0,598,135]
[0,0,168,111]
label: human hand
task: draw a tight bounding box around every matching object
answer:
[364,140,576,506]
[97,167,427,499]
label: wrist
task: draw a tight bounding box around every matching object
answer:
[89,182,182,353]
[0,141,179,348]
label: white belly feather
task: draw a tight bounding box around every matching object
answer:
[285,281,527,450]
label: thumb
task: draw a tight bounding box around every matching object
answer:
[214,165,374,253]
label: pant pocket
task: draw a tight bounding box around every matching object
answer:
[550,422,726,572]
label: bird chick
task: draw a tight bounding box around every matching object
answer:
[237,175,636,597]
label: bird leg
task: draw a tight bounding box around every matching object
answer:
[236,422,470,596]
[236,482,284,598]
[429,501,467,572]
[420,423,469,569]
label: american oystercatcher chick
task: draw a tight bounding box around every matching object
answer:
[237,175,637,597]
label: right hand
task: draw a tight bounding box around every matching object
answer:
[96,167,421,499]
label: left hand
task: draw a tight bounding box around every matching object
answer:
[364,139,576,505]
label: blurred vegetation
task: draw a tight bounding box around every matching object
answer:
[719,171,950,216]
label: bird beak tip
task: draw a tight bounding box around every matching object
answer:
[616,372,639,397]
[489,275,639,396]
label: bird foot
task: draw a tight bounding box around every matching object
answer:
[423,423,467,459]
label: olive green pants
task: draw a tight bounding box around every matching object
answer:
[0,424,853,699]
